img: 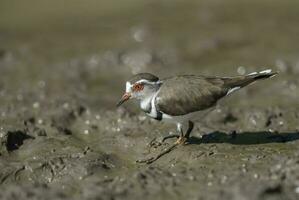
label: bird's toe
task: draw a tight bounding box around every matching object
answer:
[136,157,155,164]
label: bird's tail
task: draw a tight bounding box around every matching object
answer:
[224,69,278,94]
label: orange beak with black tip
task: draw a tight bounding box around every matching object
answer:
[116,92,131,107]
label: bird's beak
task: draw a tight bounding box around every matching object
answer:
[116,92,131,107]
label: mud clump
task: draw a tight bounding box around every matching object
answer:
[5,131,34,152]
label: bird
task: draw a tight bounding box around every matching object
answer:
[117,69,277,163]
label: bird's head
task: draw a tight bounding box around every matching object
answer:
[117,73,161,107]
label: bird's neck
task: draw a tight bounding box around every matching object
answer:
[140,92,157,113]
[139,81,162,113]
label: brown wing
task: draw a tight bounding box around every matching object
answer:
[156,75,228,116]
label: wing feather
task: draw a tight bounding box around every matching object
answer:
[156,76,228,116]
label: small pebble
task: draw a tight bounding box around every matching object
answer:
[221,175,228,184]
[63,103,69,109]
[33,102,40,109]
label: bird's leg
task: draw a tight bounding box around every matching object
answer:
[161,134,180,142]
[174,123,185,144]
[174,121,194,145]
[136,143,178,164]
[148,135,176,149]
[137,122,195,164]
[184,121,194,141]
[149,124,182,148]
[159,123,184,143]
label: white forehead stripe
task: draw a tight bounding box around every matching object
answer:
[136,79,163,85]
[126,81,132,93]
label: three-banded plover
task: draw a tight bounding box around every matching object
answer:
[117,69,277,163]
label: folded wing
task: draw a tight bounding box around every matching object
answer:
[156,75,228,116]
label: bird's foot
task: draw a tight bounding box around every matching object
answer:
[136,137,188,164]
[148,137,163,148]
[162,134,180,143]
[174,136,189,145]
[136,156,157,164]
[148,134,180,148]
[161,134,190,145]
[136,143,178,164]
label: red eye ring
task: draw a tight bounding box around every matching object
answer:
[133,83,144,91]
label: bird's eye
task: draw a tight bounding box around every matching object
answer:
[133,83,144,91]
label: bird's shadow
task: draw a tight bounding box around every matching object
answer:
[188,131,299,145]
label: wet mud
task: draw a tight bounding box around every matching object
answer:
[0,0,299,199]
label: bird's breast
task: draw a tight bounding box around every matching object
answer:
[140,93,163,121]
[140,96,152,113]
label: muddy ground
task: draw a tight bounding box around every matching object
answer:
[0,0,299,199]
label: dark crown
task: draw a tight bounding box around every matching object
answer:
[129,73,159,83]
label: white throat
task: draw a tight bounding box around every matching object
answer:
[140,92,156,112]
